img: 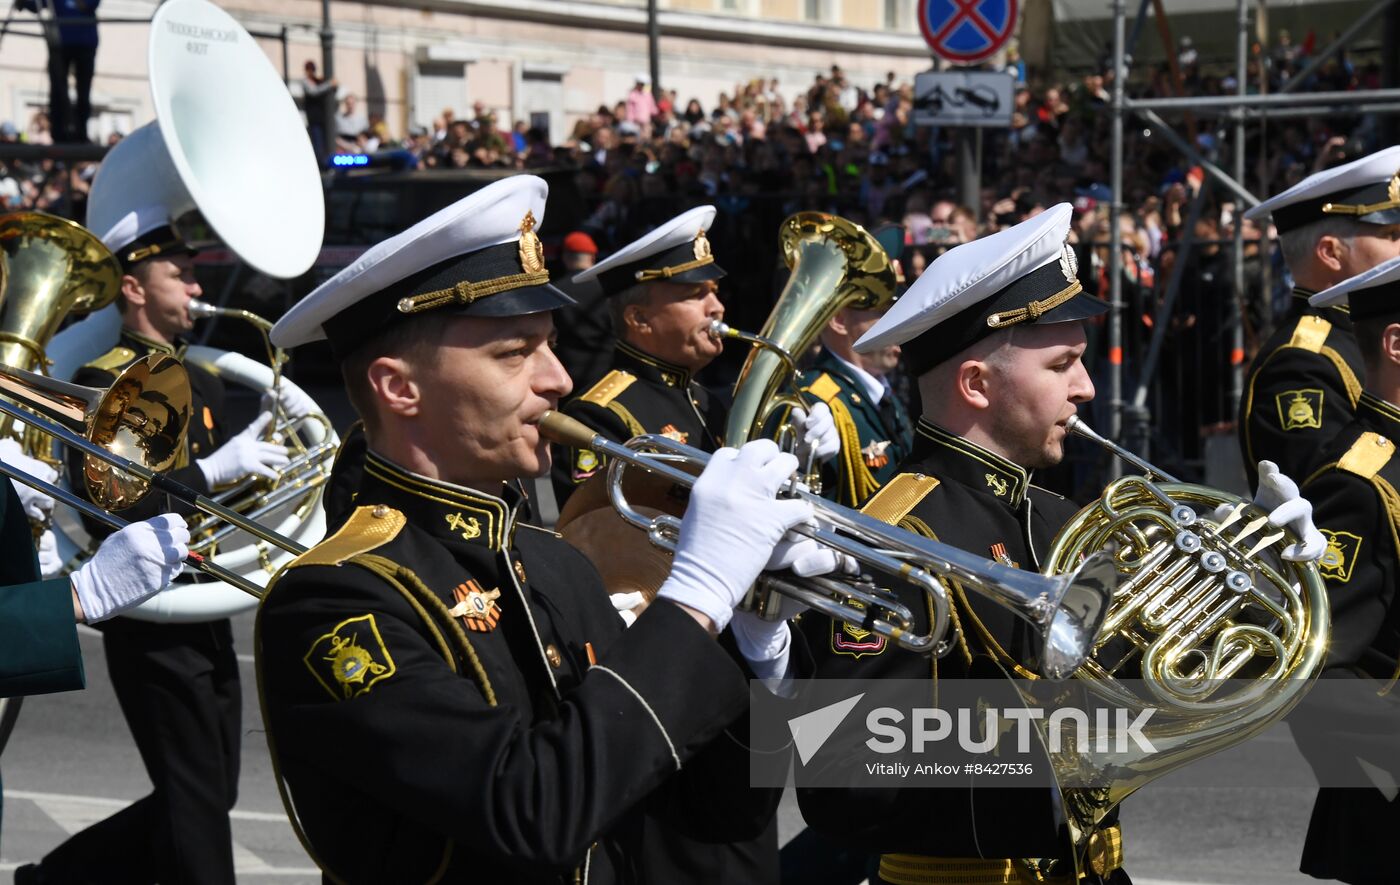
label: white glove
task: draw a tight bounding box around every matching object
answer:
[260,379,318,423]
[1253,460,1326,562]
[0,437,57,522]
[767,532,858,578]
[656,439,813,632]
[36,528,64,578]
[70,514,189,623]
[197,412,290,486]
[731,612,792,674]
[610,591,646,628]
[731,533,854,669]
[792,402,841,464]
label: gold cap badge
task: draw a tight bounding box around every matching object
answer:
[693,228,713,262]
[519,210,545,274]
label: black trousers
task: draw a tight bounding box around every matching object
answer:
[47,42,96,143]
[37,618,241,884]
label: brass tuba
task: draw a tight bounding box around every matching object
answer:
[1008,417,1329,878]
[53,0,332,623]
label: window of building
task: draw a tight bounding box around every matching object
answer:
[804,0,823,21]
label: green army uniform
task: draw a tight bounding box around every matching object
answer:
[798,349,912,507]
[0,479,84,697]
[1239,287,1363,489]
[0,477,85,850]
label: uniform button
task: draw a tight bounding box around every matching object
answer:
[372,505,390,518]
[191,442,201,454]
[513,560,527,583]
[545,644,563,668]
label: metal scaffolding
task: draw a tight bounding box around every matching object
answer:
[1106,0,1400,483]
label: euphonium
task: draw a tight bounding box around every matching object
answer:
[182,301,336,561]
[1009,417,1329,877]
[721,212,897,448]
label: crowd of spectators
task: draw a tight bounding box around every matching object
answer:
[0,27,1385,479]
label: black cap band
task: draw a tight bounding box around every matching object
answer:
[597,239,727,297]
[903,261,1107,377]
[323,240,574,360]
[1348,283,1400,321]
[115,225,197,271]
[1272,175,1400,234]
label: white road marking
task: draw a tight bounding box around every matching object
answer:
[3,788,316,876]
[4,788,289,821]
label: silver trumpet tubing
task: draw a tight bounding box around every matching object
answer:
[540,410,1116,677]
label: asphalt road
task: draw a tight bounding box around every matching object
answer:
[0,613,1323,885]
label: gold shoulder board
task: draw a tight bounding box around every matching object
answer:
[1286,316,1332,354]
[85,346,137,373]
[860,473,941,525]
[1338,432,1396,480]
[289,505,407,568]
[805,373,842,403]
[579,370,637,408]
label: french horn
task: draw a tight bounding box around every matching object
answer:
[1006,418,1329,878]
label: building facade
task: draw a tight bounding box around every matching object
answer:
[0,0,936,142]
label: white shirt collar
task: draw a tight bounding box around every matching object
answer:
[828,351,885,404]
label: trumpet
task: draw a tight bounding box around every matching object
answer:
[540,410,1115,678]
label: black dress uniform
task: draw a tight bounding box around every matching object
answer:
[1293,392,1400,885]
[552,203,731,512]
[795,422,1127,884]
[796,205,1129,885]
[35,327,242,885]
[1238,145,1400,489]
[257,451,780,884]
[1238,286,1363,488]
[797,349,913,507]
[552,340,726,505]
[262,176,794,885]
[1286,260,1400,885]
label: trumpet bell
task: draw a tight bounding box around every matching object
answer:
[0,355,190,509]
